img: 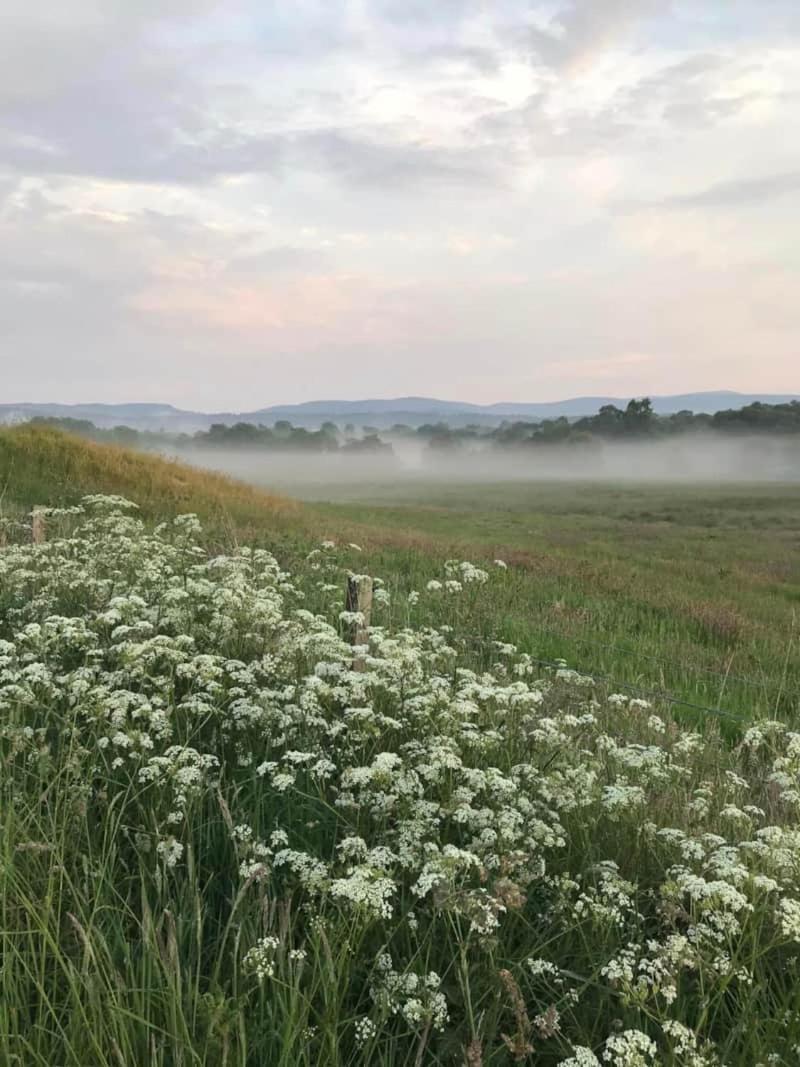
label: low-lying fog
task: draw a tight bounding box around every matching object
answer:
[161,434,800,500]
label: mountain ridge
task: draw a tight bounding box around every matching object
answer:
[1,392,797,431]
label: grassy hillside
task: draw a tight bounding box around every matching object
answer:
[0,424,303,541]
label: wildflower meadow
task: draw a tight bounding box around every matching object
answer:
[2,496,800,1065]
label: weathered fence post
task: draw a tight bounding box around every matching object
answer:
[31,506,47,544]
[345,575,373,671]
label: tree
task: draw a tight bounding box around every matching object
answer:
[592,405,624,435]
[623,397,654,434]
[426,428,462,452]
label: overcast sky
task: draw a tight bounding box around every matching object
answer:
[1,1,798,408]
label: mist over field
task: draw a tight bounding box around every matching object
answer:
[167,433,800,500]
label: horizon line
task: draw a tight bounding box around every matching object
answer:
[2,388,800,416]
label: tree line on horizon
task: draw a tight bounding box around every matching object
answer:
[25,398,800,457]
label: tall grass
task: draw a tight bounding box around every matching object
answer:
[0,425,302,541]
[2,498,800,1064]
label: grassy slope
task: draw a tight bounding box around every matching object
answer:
[2,426,797,722]
[0,425,305,544]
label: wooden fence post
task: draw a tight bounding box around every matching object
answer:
[31,507,47,544]
[345,575,373,671]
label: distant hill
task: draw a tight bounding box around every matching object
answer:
[256,396,482,416]
[480,392,800,418]
[1,392,798,431]
[250,392,800,421]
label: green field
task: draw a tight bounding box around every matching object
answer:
[4,427,800,1065]
[298,478,800,726]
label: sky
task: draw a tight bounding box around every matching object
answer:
[1,0,798,409]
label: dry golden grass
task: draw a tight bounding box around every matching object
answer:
[684,600,749,645]
[0,425,303,539]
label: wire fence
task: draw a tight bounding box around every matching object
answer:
[455,633,750,724]
[508,620,776,693]
[332,571,797,726]
[455,625,800,727]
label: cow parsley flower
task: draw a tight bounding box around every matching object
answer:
[602,1029,657,1066]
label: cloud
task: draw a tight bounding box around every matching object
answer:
[292,128,504,187]
[475,91,633,157]
[0,2,785,188]
[615,54,766,128]
[525,0,800,71]
[0,2,222,105]
[227,245,331,276]
[1,0,798,405]
[659,170,800,208]
[473,51,771,163]
[528,0,671,72]
[0,101,504,189]
[0,33,505,190]
[616,171,800,213]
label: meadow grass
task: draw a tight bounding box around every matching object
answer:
[2,427,797,723]
[1,496,800,1065]
[301,479,800,726]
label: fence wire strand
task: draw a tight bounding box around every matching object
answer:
[515,621,774,693]
[454,633,765,724]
